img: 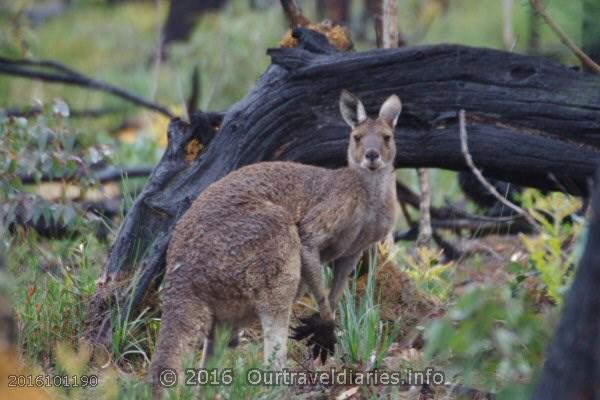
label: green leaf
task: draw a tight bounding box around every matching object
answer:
[32,206,43,225]
[62,206,77,226]
[424,319,453,359]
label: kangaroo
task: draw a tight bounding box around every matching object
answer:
[149,91,400,398]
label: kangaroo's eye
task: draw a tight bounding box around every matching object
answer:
[353,135,361,143]
[383,135,391,143]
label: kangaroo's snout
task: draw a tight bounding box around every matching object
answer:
[361,149,385,171]
[363,149,383,171]
[365,149,380,162]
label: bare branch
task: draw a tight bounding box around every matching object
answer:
[396,180,524,224]
[502,0,515,50]
[18,166,154,185]
[374,0,399,48]
[279,0,311,28]
[186,65,201,116]
[459,109,538,227]
[416,168,433,246]
[530,0,600,74]
[2,106,120,118]
[0,57,175,118]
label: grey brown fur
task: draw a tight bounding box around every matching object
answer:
[149,91,401,398]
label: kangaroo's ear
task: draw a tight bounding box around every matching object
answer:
[339,90,367,128]
[378,94,402,128]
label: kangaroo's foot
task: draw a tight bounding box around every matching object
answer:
[290,312,336,363]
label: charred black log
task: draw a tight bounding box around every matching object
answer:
[395,180,532,236]
[532,168,600,399]
[86,28,600,343]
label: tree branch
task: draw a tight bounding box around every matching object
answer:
[530,0,600,74]
[459,109,538,227]
[18,166,155,185]
[279,0,311,28]
[0,57,175,118]
[2,106,121,118]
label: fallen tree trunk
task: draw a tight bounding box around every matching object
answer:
[86,28,600,343]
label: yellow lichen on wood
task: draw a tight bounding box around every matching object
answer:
[279,22,352,52]
[185,138,203,164]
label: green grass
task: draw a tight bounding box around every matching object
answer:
[7,228,102,365]
[337,250,400,369]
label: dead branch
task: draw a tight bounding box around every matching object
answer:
[397,181,526,224]
[279,0,311,28]
[18,166,154,185]
[416,168,433,246]
[0,57,175,118]
[1,106,121,118]
[459,109,538,227]
[393,214,532,240]
[530,0,600,74]
[186,65,201,116]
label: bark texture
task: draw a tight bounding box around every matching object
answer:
[532,167,600,399]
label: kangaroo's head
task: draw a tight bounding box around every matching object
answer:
[339,90,402,173]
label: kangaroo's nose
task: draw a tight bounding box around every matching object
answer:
[365,150,380,162]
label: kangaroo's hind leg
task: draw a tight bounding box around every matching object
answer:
[149,278,213,399]
[255,223,301,370]
[259,311,293,369]
[258,254,301,369]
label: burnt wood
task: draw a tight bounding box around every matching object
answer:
[87,28,600,341]
[532,168,600,399]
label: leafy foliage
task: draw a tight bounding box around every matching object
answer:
[424,190,583,396]
[517,190,583,305]
[424,284,552,392]
[403,246,454,304]
[0,102,113,233]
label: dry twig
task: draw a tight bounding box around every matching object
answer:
[459,109,538,227]
[530,0,600,74]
